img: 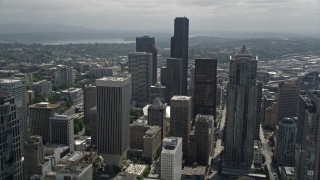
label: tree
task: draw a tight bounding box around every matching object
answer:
[74,124,80,134]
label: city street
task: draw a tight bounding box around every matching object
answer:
[260,125,278,180]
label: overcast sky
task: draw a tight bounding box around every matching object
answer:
[0,0,319,34]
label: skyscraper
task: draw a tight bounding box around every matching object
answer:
[161,137,183,180]
[49,114,74,152]
[28,102,61,143]
[170,17,189,95]
[83,85,96,124]
[295,91,320,179]
[254,81,263,140]
[136,36,158,85]
[148,97,167,140]
[187,114,214,165]
[55,65,74,87]
[275,117,296,166]
[167,58,182,96]
[193,58,217,118]
[96,76,131,167]
[224,45,258,173]
[23,136,45,180]
[128,52,153,107]
[90,106,97,146]
[277,81,300,123]
[170,95,192,158]
[0,90,22,180]
[0,79,27,149]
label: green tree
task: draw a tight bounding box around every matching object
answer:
[74,124,80,134]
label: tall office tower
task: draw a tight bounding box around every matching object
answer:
[149,82,167,104]
[170,17,189,95]
[254,82,263,140]
[275,117,296,166]
[295,91,320,179]
[224,45,258,173]
[188,114,213,165]
[277,81,300,123]
[170,96,192,158]
[161,137,183,180]
[90,106,97,145]
[136,36,158,85]
[28,102,60,143]
[0,79,27,149]
[148,97,167,140]
[160,67,173,103]
[55,65,74,87]
[49,114,74,152]
[83,85,96,124]
[128,52,152,107]
[0,91,22,180]
[23,136,44,180]
[193,58,217,118]
[96,76,131,167]
[164,58,183,98]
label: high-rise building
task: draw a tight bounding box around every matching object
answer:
[170,96,192,158]
[167,58,182,95]
[148,97,167,140]
[275,117,296,166]
[32,80,52,96]
[224,45,258,173]
[254,81,263,140]
[149,82,167,104]
[170,17,189,95]
[89,106,97,146]
[295,91,320,179]
[0,90,23,179]
[96,76,131,167]
[187,114,214,165]
[90,66,117,78]
[28,102,61,143]
[193,58,217,118]
[0,79,27,149]
[277,81,300,123]
[83,85,96,124]
[128,52,152,107]
[136,36,158,85]
[161,137,183,180]
[49,114,74,152]
[23,136,45,180]
[55,65,74,87]
[160,58,183,103]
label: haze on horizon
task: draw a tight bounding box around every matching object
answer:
[0,0,319,34]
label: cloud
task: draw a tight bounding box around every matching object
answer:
[0,0,319,33]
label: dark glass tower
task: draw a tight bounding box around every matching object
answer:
[136,36,158,85]
[193,58,217,118]
[170,17,189,95]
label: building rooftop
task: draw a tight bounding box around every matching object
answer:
[125,164,147,176]
[61,88,82,94]
[281,117,295,124]
[144,126,161,137]
[182,166,206,176]
[162,137,182,154]
[29,102,61,109]
[0,78,21,84]
[114,172,137,180]
[171,95,191,101]
[57,162,91,175]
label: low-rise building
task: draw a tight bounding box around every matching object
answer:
[61,88,83,104]
[56,162,93,180]
[181,165,206,180]
[279,166,294,180]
